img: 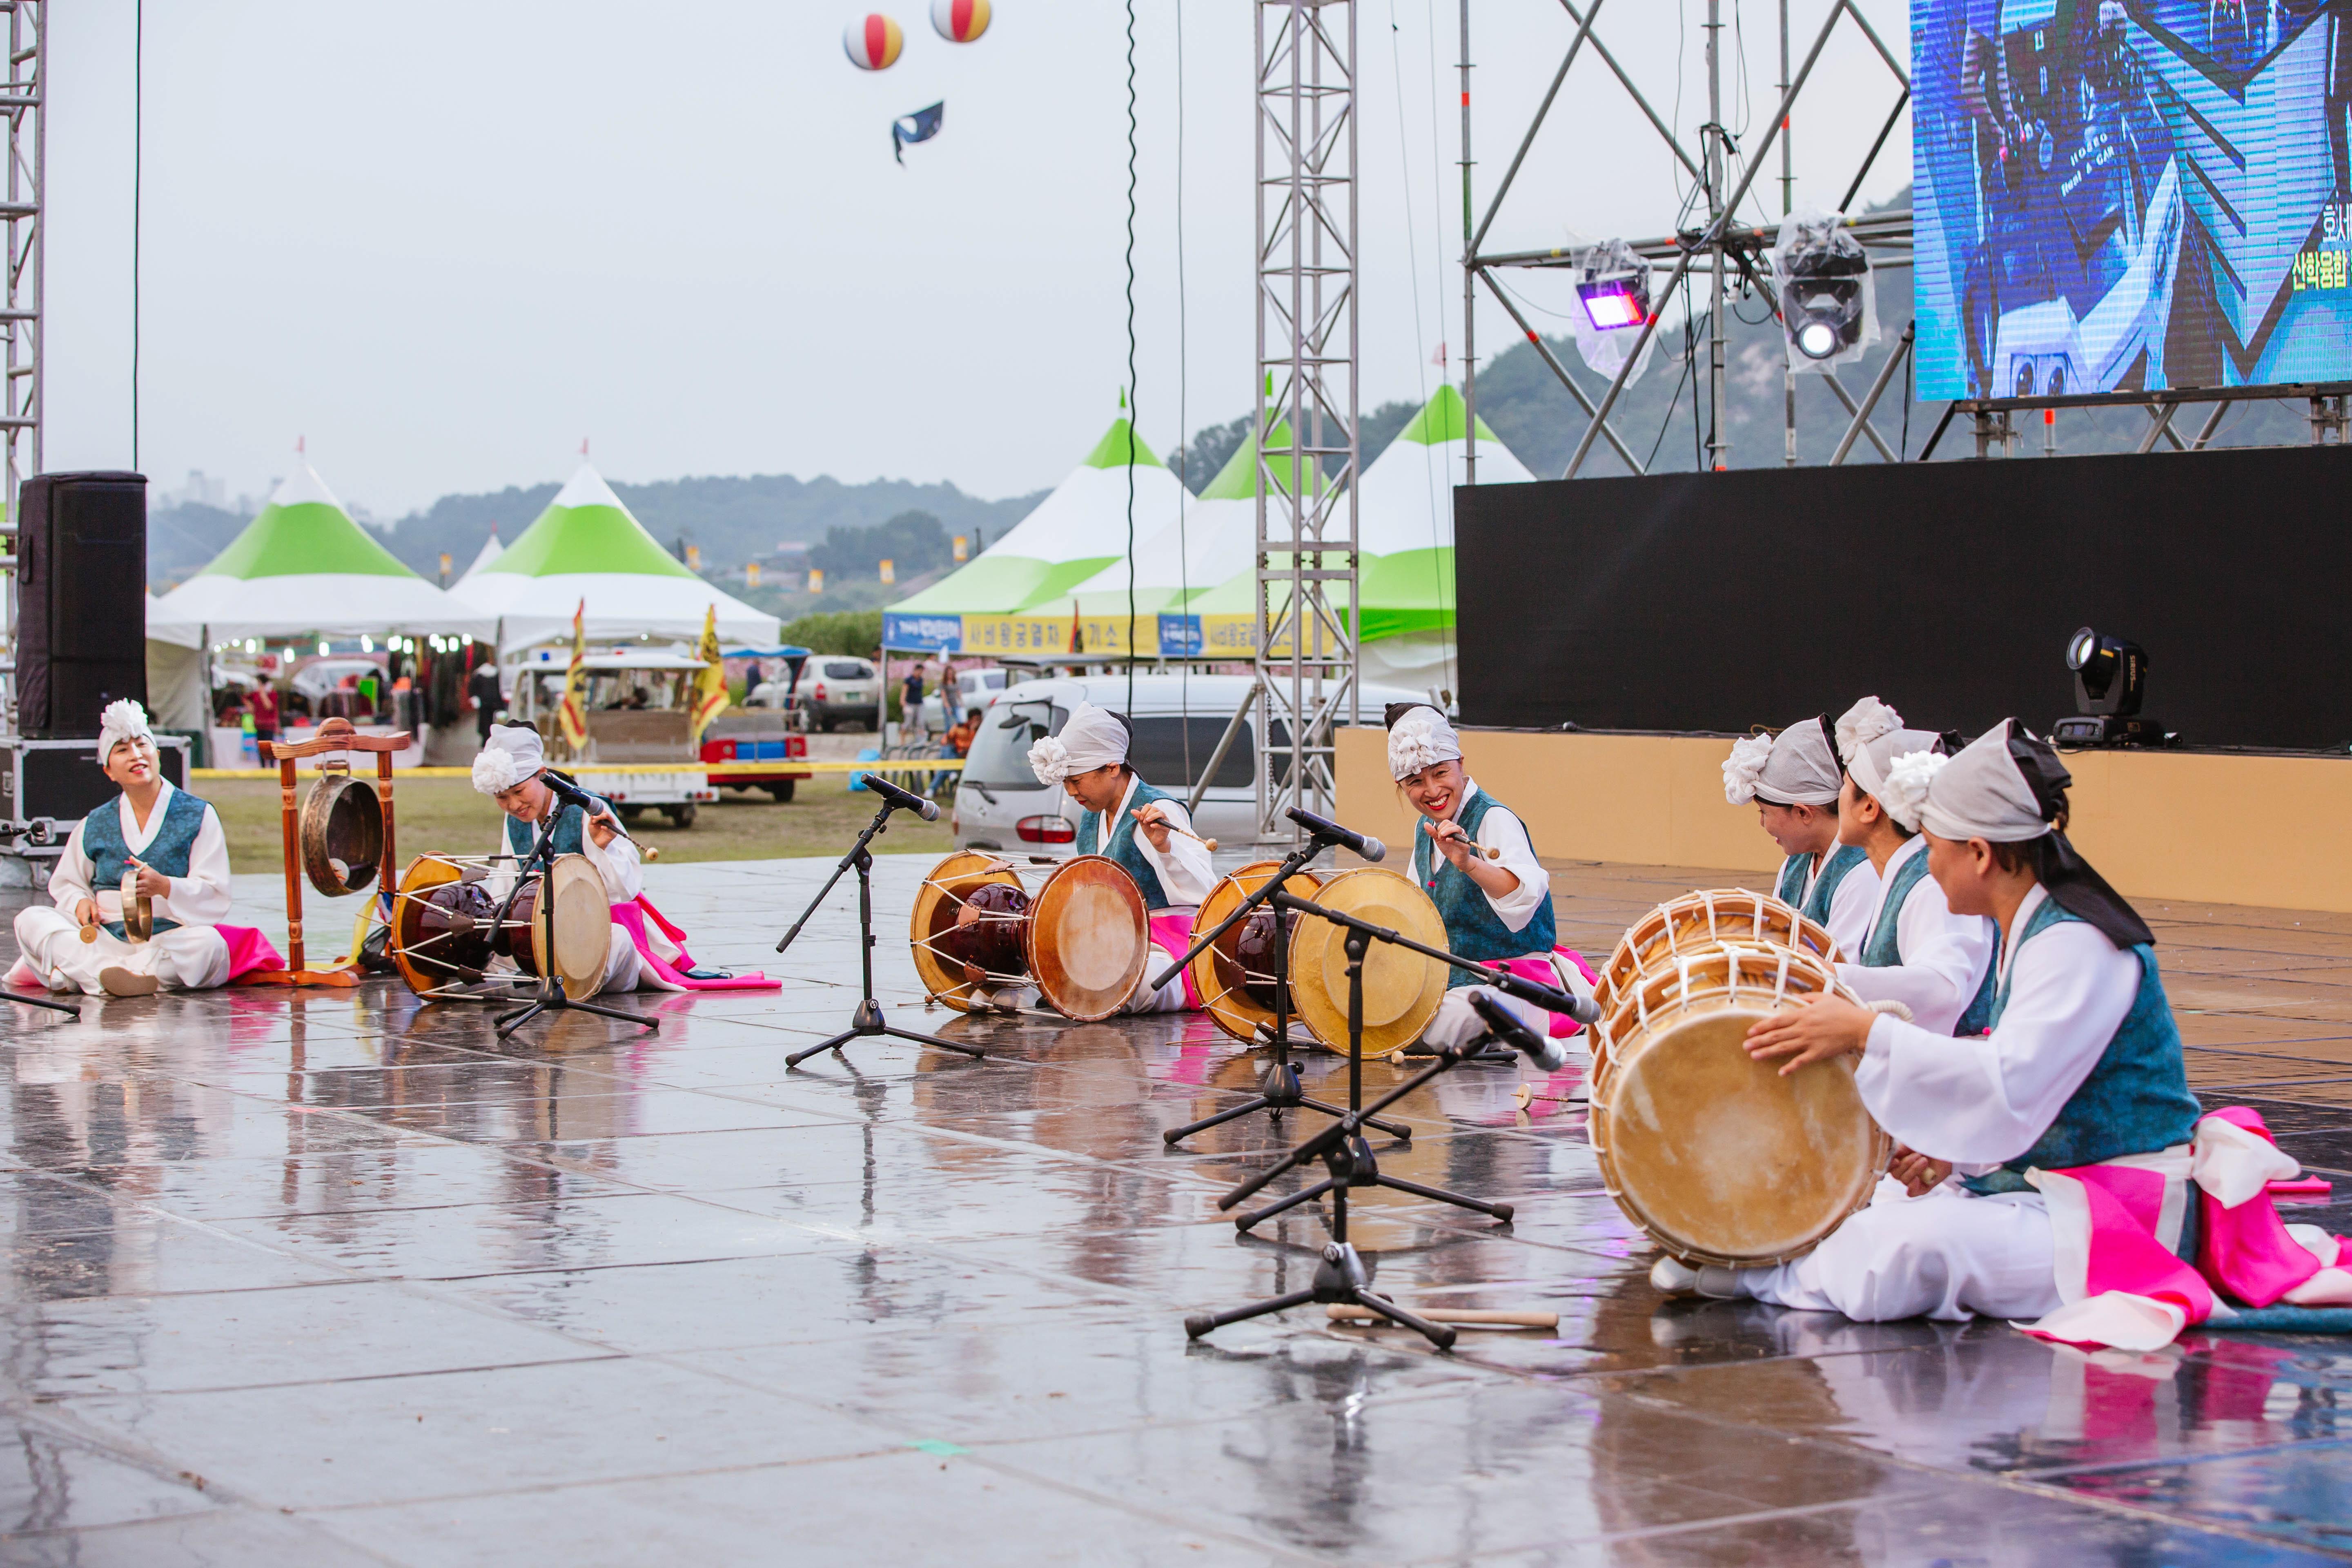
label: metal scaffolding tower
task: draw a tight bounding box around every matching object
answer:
[1,0,39,713]
[1254,0,1359,844]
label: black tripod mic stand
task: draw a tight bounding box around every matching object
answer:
[777,792,986,1070]
[488,791,659,1042]
[1185,914,1592,1348]
[1156,835,1408,1148]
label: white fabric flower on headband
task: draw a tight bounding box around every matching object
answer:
[1834,695,1902,768]
[1028,702,1130,787]
[1026,734,1074,787]
[1879,748,1947,833]
[96,699,152,765]
[1387,706,1462,781]
[1722,733,1774,805]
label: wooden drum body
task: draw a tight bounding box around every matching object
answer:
[909,851,1149,1022]
[388,852,613,1000]
[508,855,615,1000]
[1284,868,1450,1058]
[1187,860,1325,1045]
[1591,888,1838,1075]
[1592,944,1888,1269]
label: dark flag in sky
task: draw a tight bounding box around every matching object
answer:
[893,102,945,167]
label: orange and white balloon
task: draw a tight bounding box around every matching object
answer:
[843,13,904,69]
[931,0,990,43]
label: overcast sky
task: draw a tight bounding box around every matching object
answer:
[43,0,1911,515]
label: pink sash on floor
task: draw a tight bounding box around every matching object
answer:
[609,898,780,992]
[1484,946,1597,1038]
[218,926,285,982]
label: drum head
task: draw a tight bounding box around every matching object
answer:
[909,851,1027,1012]
[1188,860,1326,1045]
[1595,999,1884,1267]
[1285,868,1449,1057]
[389,854,468,996]
[1026,855,1149,1022]
[538,853,614,1000]
[299,772,384,898]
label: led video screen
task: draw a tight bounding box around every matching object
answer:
[1913,0,2352,401]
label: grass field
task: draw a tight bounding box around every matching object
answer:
[204,776,958,870]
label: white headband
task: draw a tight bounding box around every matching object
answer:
[472,722,548,795]
[1721,733,1774,804]
[97,699,153,766]
[1735,716,1842,807]
[1918,720,2054,843]
[1848,726,1942,813]
[1027,702,1129,787]
[1387,705,1462,781]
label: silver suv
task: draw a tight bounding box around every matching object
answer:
[800,657,881,733]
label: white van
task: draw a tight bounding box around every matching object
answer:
[951,672,1430,853]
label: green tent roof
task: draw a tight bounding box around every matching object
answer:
[199,464,422,581]
[1394,383,1501,447]
[1080,416,1166,471]
[483,466,697,580]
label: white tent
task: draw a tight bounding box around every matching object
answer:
[450,464,779,649]
[144,593,208,734]
[454,527,505,586]
[149,463,491,644]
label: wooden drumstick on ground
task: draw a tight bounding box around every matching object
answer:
[1324,1305,1558,1330]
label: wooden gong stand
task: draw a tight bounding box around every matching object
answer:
[247,717,411,987]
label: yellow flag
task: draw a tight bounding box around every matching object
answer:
[690,604,730,742]
[557,598,590,751]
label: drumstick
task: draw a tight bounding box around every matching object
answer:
[1512,1082,1584,1109]
[1134,808,1218,853]
[1324,1305,1558,1330]
[1423,821,1503,860]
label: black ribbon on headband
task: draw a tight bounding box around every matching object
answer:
[1383,701,1444,730]
[2006,726,2155,949]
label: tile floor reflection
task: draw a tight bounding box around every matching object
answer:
[0,854,2343,1564]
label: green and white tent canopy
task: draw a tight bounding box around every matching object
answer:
[1168,385,1533,688]
[453,527,505,586]
[450,463,778,648]
[148,463,491,644]
[885,414,1191,644]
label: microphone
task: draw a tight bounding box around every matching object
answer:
[861,772,943,822]
[1469,991,1570,1073]
[1480,966,1602,1025]
[1284,806,1385,864]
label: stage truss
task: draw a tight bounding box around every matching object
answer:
[2,0,39,719]
[1254,0,1359,844]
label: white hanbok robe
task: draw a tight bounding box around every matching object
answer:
[1804,848,1882,958]
[1836,835,1998,1036]
[485,802,648,993]
[1415,782,1583,1050]
[13,780,235,993]
[1106,773,1215,1013]
[1726,884,2144,1321]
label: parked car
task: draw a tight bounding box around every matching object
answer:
[918,666,1010,736]
[800,657,881,732]
[951,673,1430,854]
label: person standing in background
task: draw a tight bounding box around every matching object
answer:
[468,658,504,744]
[247,683,278,749]
[900,665,925,733]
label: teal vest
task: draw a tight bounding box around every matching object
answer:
[81,788,210,938]
[1410,789,1557,989]
[1962,896,2203,1194]
[506,793,612,861]
[1076,778,1177,910]
[1777,843,1869,929]
[1860,846,1998,1035]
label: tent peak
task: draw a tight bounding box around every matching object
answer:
[1080,416,1166,472]
[267,461,345,514]
[552,462,627,512]
[1396,384,1501,448]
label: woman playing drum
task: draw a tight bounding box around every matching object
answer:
[1387,703,1595,1054]
[1026,702,1209,1013]
[1722,715,1880,956]
[1829,697,1996,1037]
[1660,722,2215,1342]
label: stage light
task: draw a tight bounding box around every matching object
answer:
[1575,274,1648,332]
[2053,625,2170,747]
[1772,209,1875,370]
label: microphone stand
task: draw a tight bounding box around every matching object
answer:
[1156,832,1410,1148]
[488,790,659,1042]
[777,793,987,1070]
[1185,897,1589,1348]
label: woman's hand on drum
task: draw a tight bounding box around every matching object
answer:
[1743,993,1875,1076]
[1887,1144,1953,1197]
[1131,803,1174,854]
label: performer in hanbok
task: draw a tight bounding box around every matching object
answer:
[1388,704,1597,1053]
[11,700,279,997]
[1723,715,1879,955]
[1654,721,2207,1325]
[1830,697,1996,1036]
[471,724,775,994]
[1027,702,1212,1013]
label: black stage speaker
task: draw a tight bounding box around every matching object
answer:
[17,470,147,737]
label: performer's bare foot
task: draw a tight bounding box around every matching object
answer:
[98,967,160,998]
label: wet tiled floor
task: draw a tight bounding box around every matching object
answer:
[0,853,2347,1565]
